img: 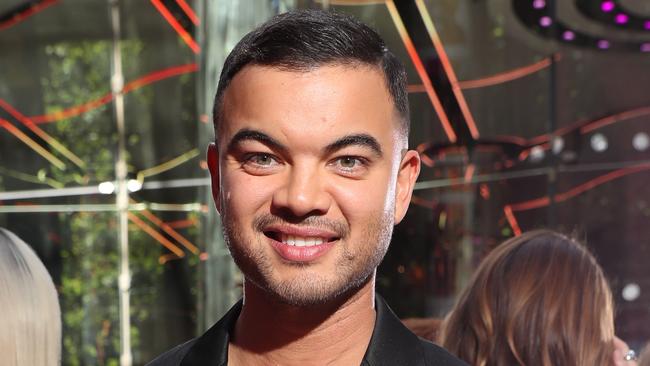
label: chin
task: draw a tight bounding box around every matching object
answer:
[258,270,374,307]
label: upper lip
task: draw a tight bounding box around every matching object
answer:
[262,224,340,241]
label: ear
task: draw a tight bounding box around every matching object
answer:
[394,149,420,224]
[207,143,222,214]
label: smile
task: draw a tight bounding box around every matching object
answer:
[279,234,326,247]
[263,228,340,245]
[263,227,340,262]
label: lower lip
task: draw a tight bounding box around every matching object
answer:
[269,238,336,262]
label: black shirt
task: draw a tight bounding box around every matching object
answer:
[146,294,467,366]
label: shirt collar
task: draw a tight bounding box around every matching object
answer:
[180,294,424,366]
[362,294,425,366]
[180,300,240,366]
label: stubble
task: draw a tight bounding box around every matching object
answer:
[221,209,394,307]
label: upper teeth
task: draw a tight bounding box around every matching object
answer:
[280,234,325,247]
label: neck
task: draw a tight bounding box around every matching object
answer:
[228,277,377,366]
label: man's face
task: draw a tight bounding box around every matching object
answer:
[208,64,420,306]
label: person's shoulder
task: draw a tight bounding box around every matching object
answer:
[418,337,468,366]
[145,339,196,366]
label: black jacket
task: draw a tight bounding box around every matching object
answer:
[147,294,467,366]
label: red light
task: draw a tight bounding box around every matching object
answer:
[504,206,522,236]
[459,54,559,90]
[0,0,59,31]
[176,0,199,25]
[386,0,457,143]
[30,63,198,124]
[150,0,200,54]
[480,184,490,200]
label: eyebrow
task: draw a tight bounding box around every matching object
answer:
[226,129,287,154]
[226,129,382,157]
[323,134,383,157]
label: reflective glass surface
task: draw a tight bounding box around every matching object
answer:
[1,0,648,363]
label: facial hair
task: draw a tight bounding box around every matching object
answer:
[221,209,394,307]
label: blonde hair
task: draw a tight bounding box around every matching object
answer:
[439,230,615,366]
[0,228,61,366]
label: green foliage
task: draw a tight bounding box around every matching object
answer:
[60,212,120,365]
[41,40,145,186]
[41,39,199,365]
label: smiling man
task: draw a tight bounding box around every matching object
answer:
[148,9,465,366]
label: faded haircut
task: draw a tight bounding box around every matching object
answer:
[212,9,409,137]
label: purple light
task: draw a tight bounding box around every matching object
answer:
[641,43,650,52]
[539,16,553,27]
[533,0,545,9]
[597,40,610,49]
[562,30,575,41]
[601,1,615,12]
[645,21,650,30]
[615,13,629,24]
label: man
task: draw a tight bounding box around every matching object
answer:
[148,9,466,366]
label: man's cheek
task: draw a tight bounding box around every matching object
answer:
[335,186,389,219]
[226,179,274,211]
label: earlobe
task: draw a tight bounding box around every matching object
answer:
[207,143,222,214]
[394,150,421,224]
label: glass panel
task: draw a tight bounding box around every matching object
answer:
[323,0,650,350]
[0,212,120,365]
[2,1,648,364]
[1,1,287,364]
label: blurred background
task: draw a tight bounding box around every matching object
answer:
[0,0,648,364]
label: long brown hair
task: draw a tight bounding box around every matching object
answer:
[439,230,615,366]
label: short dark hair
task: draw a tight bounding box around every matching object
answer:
[212,9,409,137]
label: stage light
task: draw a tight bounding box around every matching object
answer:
[633,132,649,151]
[641,43,650,52]
[622,283,640,301]
[539,16,552,27]
[597,40,610,49]
[615,13,629,24]
[645,21,650,30]
[601,1,615,12]
[127,179,143,192]
[532,0,545,9]
[562,30,575,41]
[529,145,545,162]
[590,133,608,152]
[552,136,564,155]
[561,150,577,163]
[98,181,115,194]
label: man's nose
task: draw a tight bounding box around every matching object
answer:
[271,164,331,219]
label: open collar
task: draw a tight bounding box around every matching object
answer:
[362,294,426,366]
[179,300,240,366]
[180,294,425,366]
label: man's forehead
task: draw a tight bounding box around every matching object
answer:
[222,63,389,105]
[216,63,404,148]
